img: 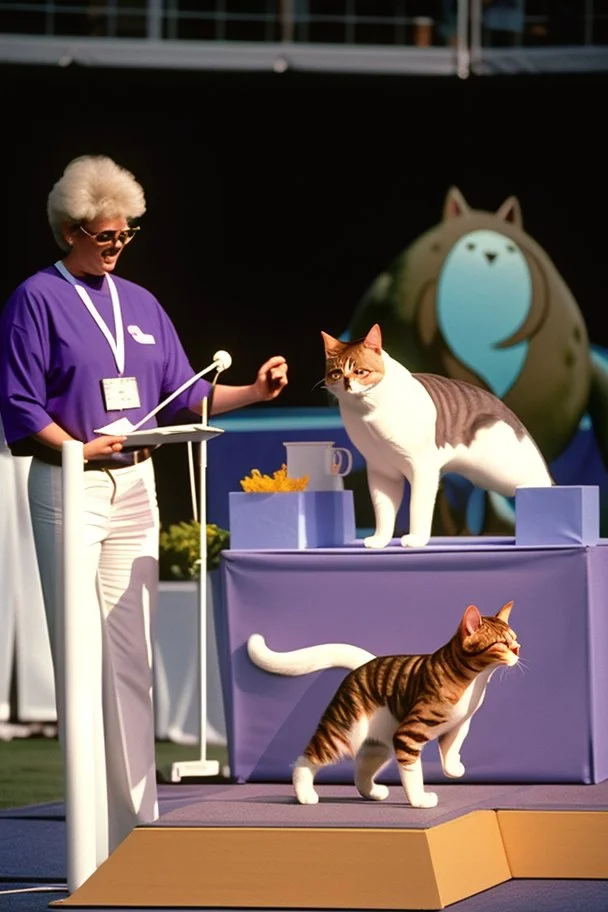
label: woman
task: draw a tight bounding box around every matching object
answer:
[0,154,288,858]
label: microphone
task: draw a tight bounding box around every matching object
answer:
[213,350,232,372]
[124,350,234,432]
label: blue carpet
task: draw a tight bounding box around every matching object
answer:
[0,819,65,879]
[0,801,64,819]
[3,883,608,912]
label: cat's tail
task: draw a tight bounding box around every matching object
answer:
[247,633,375,676]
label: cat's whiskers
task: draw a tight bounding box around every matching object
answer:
[495,659,527,683]
[512,656,529,677]
[310,378,327,394]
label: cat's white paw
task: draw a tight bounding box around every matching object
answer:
[293,760,319,804]
[294,787,319,805]
[363,534,392,549]
[400,533,430,549]
[358,782,390,801]
[411,791,438,809]
[443,760,466,779]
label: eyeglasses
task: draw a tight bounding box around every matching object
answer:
[79,225,140,245]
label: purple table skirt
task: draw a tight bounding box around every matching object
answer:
[216,538,608,786]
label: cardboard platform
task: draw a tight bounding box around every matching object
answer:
[56,781,608,910]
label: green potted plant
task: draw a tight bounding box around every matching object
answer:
[159,520,230,580]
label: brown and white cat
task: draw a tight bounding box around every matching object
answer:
[248,600,519,808]
[322,323,553,548]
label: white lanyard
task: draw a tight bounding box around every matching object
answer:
[54,260,125,375]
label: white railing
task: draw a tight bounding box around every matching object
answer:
[1,1,606,74]
[61,441,98,892]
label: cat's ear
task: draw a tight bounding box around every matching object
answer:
[321,330,345,356]
[363,324,383,354]
[496,600,514,623]
[462,604,482,636]
[443,187,470,221]
[496,196,523,227]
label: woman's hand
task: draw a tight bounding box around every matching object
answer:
[34,422,128,461]
[83,434,127,461]
[209,355,289,415]
[254,355,288,401]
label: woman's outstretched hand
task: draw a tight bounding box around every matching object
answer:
[255,355,288,401]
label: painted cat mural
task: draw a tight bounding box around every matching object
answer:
[342,187,608,536]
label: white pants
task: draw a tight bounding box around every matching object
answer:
[28,457,160,858]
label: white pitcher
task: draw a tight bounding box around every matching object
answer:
[283,440,353,491]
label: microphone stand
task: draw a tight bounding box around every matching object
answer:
[170,364,229,783]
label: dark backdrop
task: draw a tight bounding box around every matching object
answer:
[2,63,607,522]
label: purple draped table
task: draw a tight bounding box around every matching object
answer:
[215,537,608,786]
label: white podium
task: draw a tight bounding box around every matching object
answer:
[119,423,223,447]
[119,423,226,781]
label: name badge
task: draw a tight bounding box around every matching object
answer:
[101,376,141,411]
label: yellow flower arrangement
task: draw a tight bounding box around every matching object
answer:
[240,464,308,493]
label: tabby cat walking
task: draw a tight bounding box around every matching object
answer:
[248,601,520,808]
[322,323,553,548]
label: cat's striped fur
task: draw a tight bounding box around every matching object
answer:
[250,601,519,808]
[321,323,553,548]
[413,372,527,449]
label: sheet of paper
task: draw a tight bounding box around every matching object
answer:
[94,417,137,435]
[116,424,224,447]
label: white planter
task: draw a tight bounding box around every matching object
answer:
[154,576,227,746]
[0,439,56,726]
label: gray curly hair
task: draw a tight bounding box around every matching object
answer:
[47,154,146,252]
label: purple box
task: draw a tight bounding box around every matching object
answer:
[218,541,608,785]
[515,485,599,546]
[228,491,356,550]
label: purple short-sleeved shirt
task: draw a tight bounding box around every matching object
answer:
[0,265,212,451]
